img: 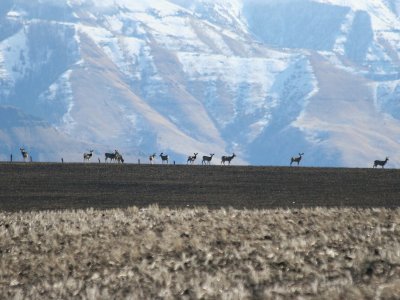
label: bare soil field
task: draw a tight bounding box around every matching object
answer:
[0,162,399,211]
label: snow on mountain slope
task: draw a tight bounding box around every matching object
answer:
[0,0,399,166]
[245,0,399,30]
[244,0,400,76]
[0,105,90,162]
[315,0,400,29]
[295,53,400,167]
[0,28,30,94]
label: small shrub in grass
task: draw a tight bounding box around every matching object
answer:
[0,206,400,299]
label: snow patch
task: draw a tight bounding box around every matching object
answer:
[0,28,30,84]
[178,51,292,90]
[333,11,355,55]
[313,0,400,30]
[38,69,76,133]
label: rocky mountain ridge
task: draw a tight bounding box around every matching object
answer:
[0,0,399,167]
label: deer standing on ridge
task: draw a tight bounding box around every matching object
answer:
[187,153,198,165]
[290,153,304,166]
[83,150,94,162]
[221,153,236,165]
[149,153,157,164]
[105,150,118,163]
[160,153,169,164]
[20,148,29,162]
[373,157,389,168]
[202,154,214,165]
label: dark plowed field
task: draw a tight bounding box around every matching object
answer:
[0,162,399,211]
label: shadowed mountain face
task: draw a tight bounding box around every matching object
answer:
[1,0,400,167]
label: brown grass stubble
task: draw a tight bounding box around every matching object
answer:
[1,206,400,299]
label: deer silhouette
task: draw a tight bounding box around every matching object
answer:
[187,153,198,165]
[105,150,118,163]
[202,154,214,165]
[373,157,389,168]
[290,153,304,166]
[83,150,94,162]
[149,153,157,164]
[160,153,169,164]
[115,151,124,164]
[20,148,29,162]
[221,153,236,165]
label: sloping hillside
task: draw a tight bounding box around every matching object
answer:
[0,0,399,166]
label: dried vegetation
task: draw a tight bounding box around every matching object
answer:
[1,206,400,299]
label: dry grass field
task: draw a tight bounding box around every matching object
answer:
[1,163,400,299]
[1,206,400,299]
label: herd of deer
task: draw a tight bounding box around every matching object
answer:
[82,151,236,165]
[150,152,236,165]
[83,149,125,163]
[17,147,390,168]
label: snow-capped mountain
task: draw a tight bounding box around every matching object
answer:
[1,0,399,167]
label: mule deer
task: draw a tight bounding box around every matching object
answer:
[149,153,157,164]
[221,153,236,165]
[83,150,94,162]
[187,153,198,165]
[373,157,389,168]
[160,153,169,164]
[202,154,214,165]
[290,153,304,166]
[20,148,29,162]
[115,151,124,164]
[105,150,117,163]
